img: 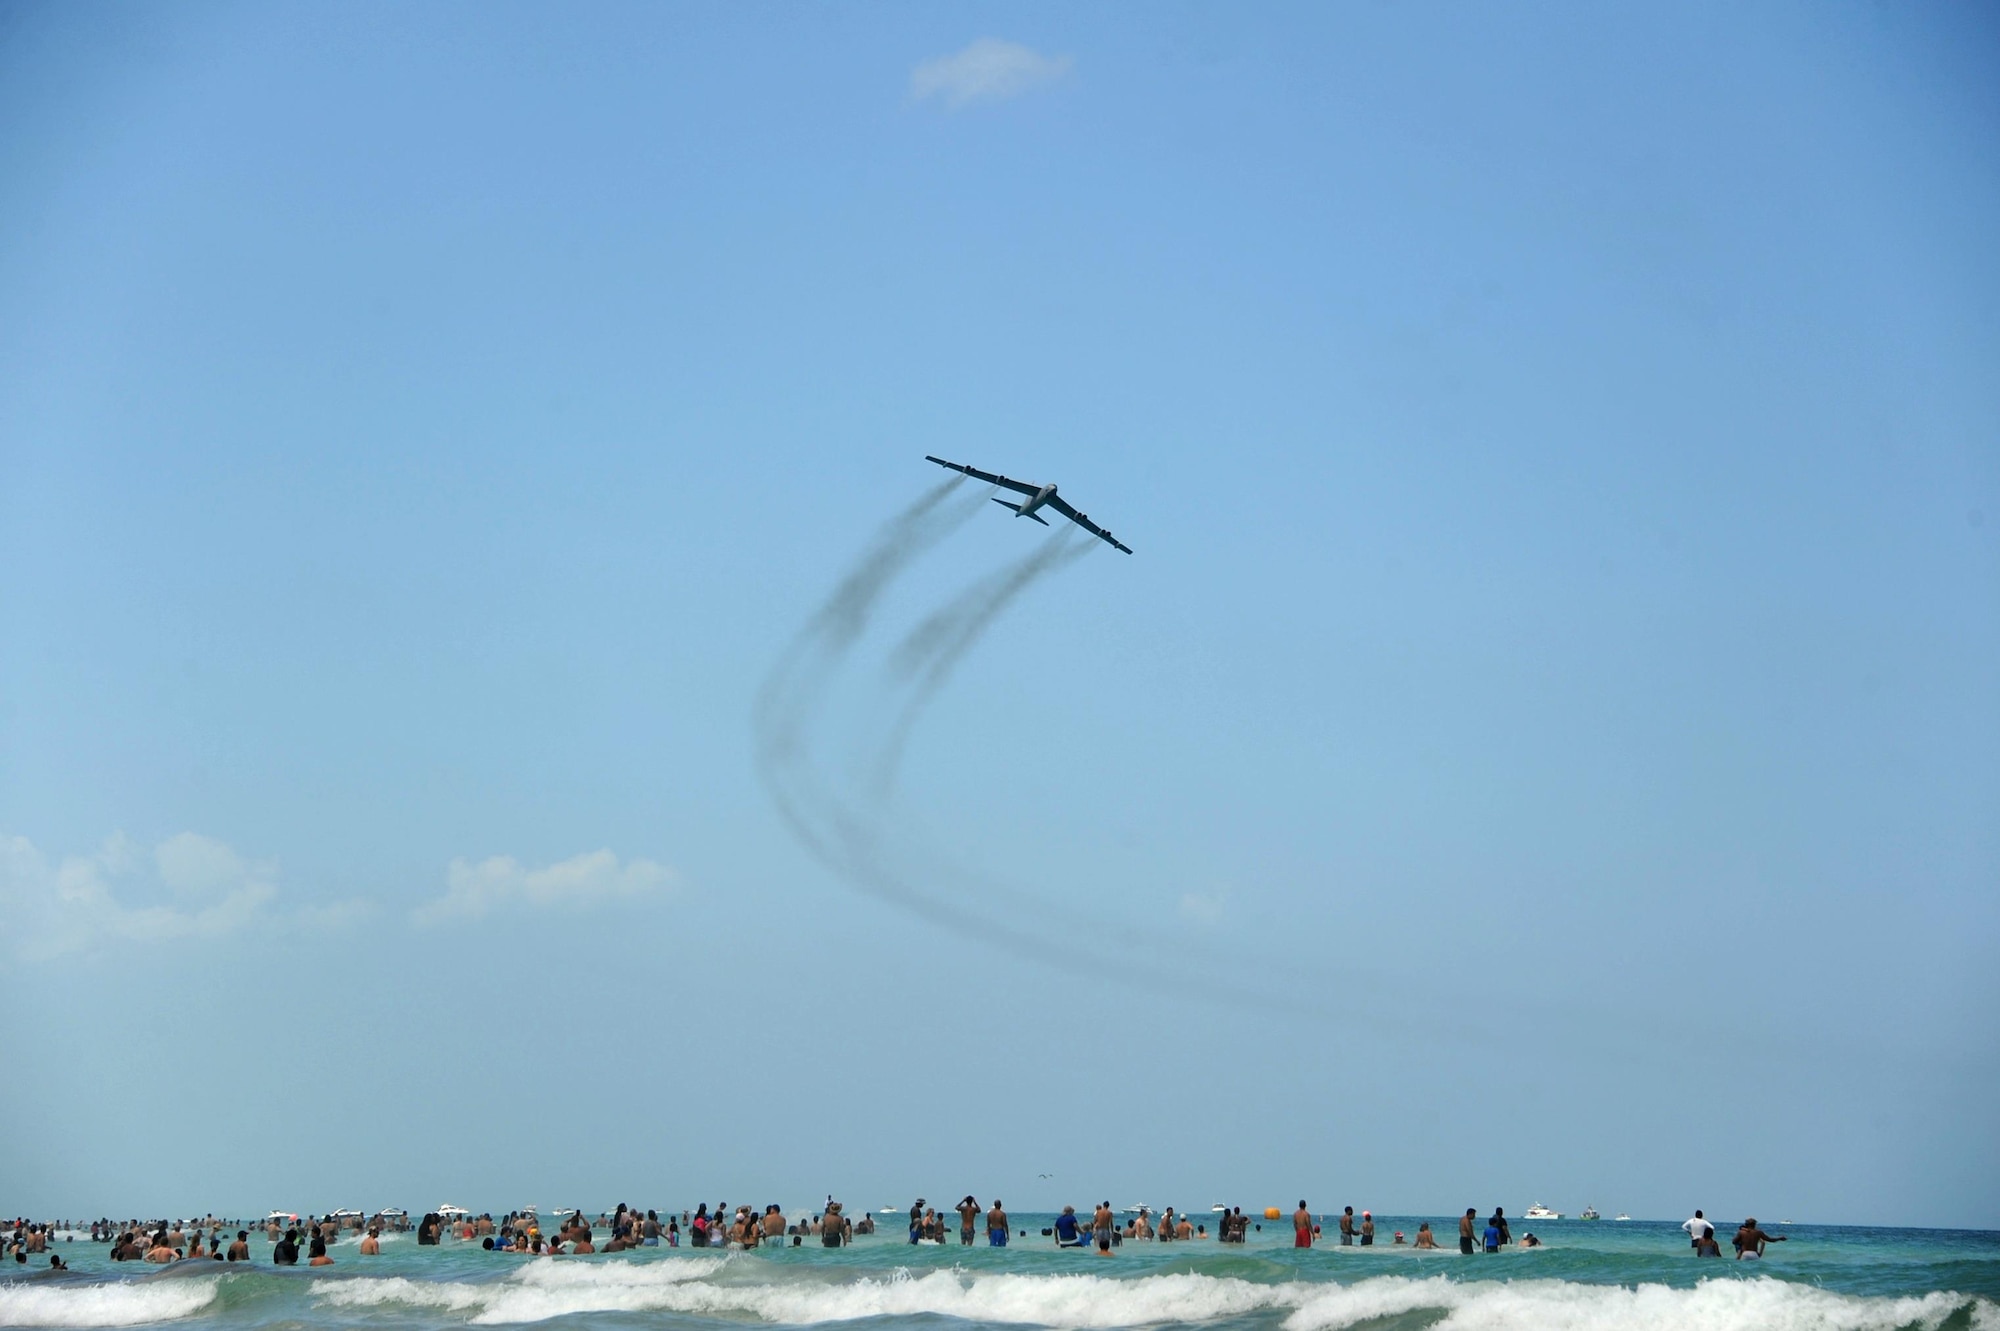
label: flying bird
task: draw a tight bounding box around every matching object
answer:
[925,456,1133,554]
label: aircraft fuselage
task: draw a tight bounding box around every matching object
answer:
[1017,483,1057,517]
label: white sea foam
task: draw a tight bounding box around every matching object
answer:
[1285,1275,1990,1331]
[0,1278,219,1328]
[312,1263,2000,1330]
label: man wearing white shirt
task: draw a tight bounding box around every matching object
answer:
[1682,1210,1713,1249]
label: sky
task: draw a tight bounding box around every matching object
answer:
[2,1,1996,1229]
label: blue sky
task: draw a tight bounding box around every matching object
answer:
[2,1,1996,1227]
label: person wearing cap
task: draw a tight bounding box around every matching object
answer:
[821,1202,849,1248]
[1733,1218,1786,1260]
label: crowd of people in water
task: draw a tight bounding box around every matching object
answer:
[2,1203,1792,1268]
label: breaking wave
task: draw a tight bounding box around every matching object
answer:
[0,1277,220,1327]
[309,1262,2000,1329]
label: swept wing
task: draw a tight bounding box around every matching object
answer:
[1046,494,1133,555]
[923,455,1039,497]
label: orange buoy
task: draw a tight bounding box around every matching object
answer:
[1264,1207,1281,1221]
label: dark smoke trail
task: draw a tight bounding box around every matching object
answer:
[751,479,1301,1015]
[871,532,1094,795]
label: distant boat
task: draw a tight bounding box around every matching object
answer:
[1523,1203,1561,1221]
[1580,1206,1600,1221]
[1123,1205,1148,1214]
[1614,1214,1631,1222]
[1211,1205,1228,1212]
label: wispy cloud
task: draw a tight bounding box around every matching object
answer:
[1178,888,1228,927]
[412,849,673,925]
[910,38,1072,110]
[0,831,279,962]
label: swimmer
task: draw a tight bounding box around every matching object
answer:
[1393,1231,1406,1245]
[1175,1214,1194,1240]
[145,1234,177,1263]
[1696,1231,1722,1257]
[1294,1201,1313,1249]
[1093,1202,1115,1255]
[1414,1223,1438,1249]
[1733,1218,1786,1260]
[227,1231,249,1262]
[1459,1208,1477,1255]
[1683,1209,1713,1249]
[1522,1233,1542,1249]
[308,1228,334,1266]
[48,1254,66,1270]
[1053,1206,1086,1248]
[957,1196,981,1246]
[987,1200,1009,1247]
[1339,1206,1355,1245]
[360,1227,381,1255]
[1360,1211,1375,1246]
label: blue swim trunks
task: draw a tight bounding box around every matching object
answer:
[989,1228,1008,1247]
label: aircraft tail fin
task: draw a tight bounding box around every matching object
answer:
[991,496,1052,525]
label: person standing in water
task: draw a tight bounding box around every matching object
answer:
[1293,1202,1313,1248]
[1093,1202,1115,1255]
[956,1197,981,1246]
[1459,1209,1477,1254]
[986,1200,1009,1247]
[1339,1207,1356,1245]
[1733,1219,1786,1260]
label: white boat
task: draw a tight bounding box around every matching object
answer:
[1211,1205,1228,1212]
[1523,1203,1561,1221]
[1123,1205,1148,1214]
[1580,1206,1600,1220]
[1614,1214,1631,1221]
[438,1204,471,1218]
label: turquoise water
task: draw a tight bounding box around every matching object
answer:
[4,1216,1996,1329]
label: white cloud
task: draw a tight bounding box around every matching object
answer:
[910,38,1072,110]
[413,849,673,925]
[0,832,279,962]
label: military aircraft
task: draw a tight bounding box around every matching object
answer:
[924,455,1133,554]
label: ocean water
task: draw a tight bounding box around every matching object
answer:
[4,1217,1996,1331]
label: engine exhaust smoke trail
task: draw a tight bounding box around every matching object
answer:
[751,485,1299,1013]
[871,532,1094,795]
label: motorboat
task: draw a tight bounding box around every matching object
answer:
[1211,1205,1228,1212]
[1580,1206,1600,1220]
[1522,1203,1561,1221]
[1614,1214,1631,1222]
[1123,1205,1149,1214]
[438,1204,471,1218]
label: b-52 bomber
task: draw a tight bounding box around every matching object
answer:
[924,455,1133,554]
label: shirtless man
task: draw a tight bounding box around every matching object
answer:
[1360,1212,1375,1246]
[145,1234,177,1263]
[1133,1209,1153,1240]
[227,1231,250,1262]
[1733,1218,1786,1260]
[1157,1208,1175,1243]
[1458,1209,1477,1255]
[1339,1207,1355,1246]
[1093,1202,1115,1255]
[360,1227,381,1255]
[762,1206,786,1241]
[956,1197,981,1246]
[986,1200,1009,1247]
[821,1202,850,1247]
[1293,1201,1313,1248]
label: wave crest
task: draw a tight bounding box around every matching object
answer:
[0,1278,220,1328]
